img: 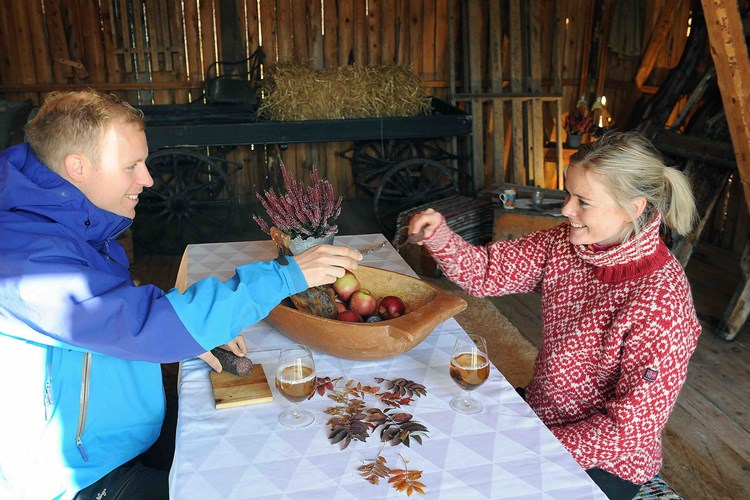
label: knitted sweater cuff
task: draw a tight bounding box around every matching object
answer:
[423,217,452,253]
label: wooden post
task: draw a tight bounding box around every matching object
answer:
[718,240,750,341]
[702,0,750,339]
[409,0,425,74]
[701,0,750,215]
[199,0,217,77]
[468,0,484,195]
[323,0,338,68]
[353,0,367,66]
[509,0,525,185]
[308,0,324,69]
[43,1,74,80]
[553,0,564,189]
[259,0,277,68]
[380,0,396,65]
[99,0,123,85]
[528,0,545,188]
[183,0,203,101]
[275,0,293,61]
[594,0,614,98]
[421,0,436,81]
[489,0,505,185]
[367,0,382,66]
[26,0,54,85]
[576,0,594,99]
[337,0,354,66]
[635,0,688,90]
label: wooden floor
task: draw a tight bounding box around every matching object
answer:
[131,203,749,500]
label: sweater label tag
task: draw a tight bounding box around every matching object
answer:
[642,367,658,383]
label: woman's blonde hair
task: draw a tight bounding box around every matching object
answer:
[569,131,697,241]
[25,90,144,173]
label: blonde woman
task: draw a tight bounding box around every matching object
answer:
[409,131,700,500]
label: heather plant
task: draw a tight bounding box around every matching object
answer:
[253,162,342,239]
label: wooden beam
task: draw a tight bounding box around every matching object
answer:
[489,0,504,185]
[528,0,545,188]
[509,0,525,185]
[468,0,484,195]
[553,0,564,189]
[701,0,750,215]
[576,1,595,98]
[594,0,614,98]
[635,0,689,89]
[0,82,203,93]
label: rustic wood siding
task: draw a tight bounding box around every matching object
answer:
[1,0,742,249]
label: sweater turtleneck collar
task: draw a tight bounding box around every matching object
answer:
[572,213,672,283]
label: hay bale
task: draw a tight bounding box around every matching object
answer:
[258,64,431,121]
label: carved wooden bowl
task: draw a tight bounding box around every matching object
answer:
[266,266,467,360]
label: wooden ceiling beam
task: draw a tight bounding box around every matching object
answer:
[702,0,750,214]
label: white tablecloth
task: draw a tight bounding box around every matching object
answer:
[169,234,605,499]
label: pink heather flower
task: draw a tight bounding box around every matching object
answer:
[253,161,342,239]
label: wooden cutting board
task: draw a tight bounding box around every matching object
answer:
[209,363,273,409]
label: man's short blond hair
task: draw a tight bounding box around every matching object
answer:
[25,90,145,173]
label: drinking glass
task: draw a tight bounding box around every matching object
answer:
[275,344,317,428]
[449,333,490,414]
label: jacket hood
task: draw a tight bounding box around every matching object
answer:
[0,143,131,246]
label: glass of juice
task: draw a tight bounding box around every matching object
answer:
[275,344,317,428]
[449,333,490,414]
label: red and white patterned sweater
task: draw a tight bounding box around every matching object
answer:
[423,214,701,483]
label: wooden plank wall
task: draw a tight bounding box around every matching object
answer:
[1,0,740,250]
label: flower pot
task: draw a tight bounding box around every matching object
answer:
[567,134,583,148]
[288,232,335,254]
[270,226,336,256]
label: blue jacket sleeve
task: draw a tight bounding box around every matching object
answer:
[0,243,308,362]
[165,257,309,351]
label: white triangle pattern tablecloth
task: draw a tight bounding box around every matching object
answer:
[169,234,605,499]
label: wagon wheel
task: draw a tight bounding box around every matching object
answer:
[342,140,418,197]
[373,158,458,238]
[132,149,235,255]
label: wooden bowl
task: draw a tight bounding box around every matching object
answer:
[266,266,467,360]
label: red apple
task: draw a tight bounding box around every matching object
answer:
[337,310,363,322]
[332,270,361,301]
[349,289,377,317]
[335,301,348,314]
[378,295,406,320]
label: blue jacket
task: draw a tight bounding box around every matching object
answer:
[0,143,308,498]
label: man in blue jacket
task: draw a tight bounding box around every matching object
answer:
[0,90,362,499]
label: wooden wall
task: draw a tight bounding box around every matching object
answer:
[4,1,733,241]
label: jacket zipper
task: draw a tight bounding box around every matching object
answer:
[76,352,92,462]
[43,348,54,420]
[102,238,133,273]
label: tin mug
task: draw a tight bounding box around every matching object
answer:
[532,190,544,206]
[499,189,517,209]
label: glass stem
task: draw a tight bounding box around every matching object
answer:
[463,390,472,406]
[291,404,301,418]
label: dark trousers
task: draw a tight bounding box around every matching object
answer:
[515,387,642,500]
[74,393,177,500]
[586,467,642,500]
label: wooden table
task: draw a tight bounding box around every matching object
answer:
[493,206,566,241]
[168,234,605,499]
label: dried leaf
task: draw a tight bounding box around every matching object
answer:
[380,419,429,447]
[388,468,425,496]
[375,377,427,400]
[327,417,369,450]
[322,375,429,494]
[389,412,413,423]
[364,408,388,426]
[309,376,342,399]
[378,392,415,408]
[357,455,391,485]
